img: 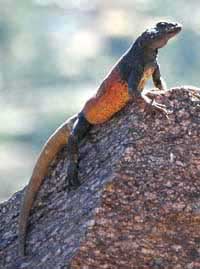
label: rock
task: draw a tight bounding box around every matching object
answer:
[0,87,200,268]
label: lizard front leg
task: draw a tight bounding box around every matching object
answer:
[66,113,91,187]
[148,63,169,115]
[128,67,168,116]
[152,63,167,91]
[128,66,144,99]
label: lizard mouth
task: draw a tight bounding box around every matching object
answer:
[167,23,182,36]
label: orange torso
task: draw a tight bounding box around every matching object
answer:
[82,66,155,125]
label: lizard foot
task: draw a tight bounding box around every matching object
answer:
[145,99,169,119]
[147,88,166,95]
[67,163,81,188]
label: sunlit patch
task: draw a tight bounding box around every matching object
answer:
[99,9,130,37]
[66,30,101,58]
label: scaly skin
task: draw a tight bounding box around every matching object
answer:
[19,21,182,256]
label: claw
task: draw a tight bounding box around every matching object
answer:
[142,93,169,119]
[145,99,169,119]
[193,93,200,100]
[152,101,166,108]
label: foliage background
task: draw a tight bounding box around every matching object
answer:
[0,0,199,201]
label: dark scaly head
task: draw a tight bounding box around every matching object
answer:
[138,21,182,49]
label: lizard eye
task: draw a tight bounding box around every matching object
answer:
[156,22,167,28]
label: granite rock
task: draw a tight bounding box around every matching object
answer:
[0,87,200,269]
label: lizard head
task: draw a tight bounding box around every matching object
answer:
[139,21,182,50]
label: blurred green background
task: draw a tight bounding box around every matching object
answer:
[0,0,200,201]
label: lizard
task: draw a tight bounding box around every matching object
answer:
[18,21,182,256]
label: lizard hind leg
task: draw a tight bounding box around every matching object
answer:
[66,113,91,187]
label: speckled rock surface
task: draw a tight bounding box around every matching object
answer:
[0,87,200,269]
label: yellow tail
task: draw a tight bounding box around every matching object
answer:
[18,116,76,255]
